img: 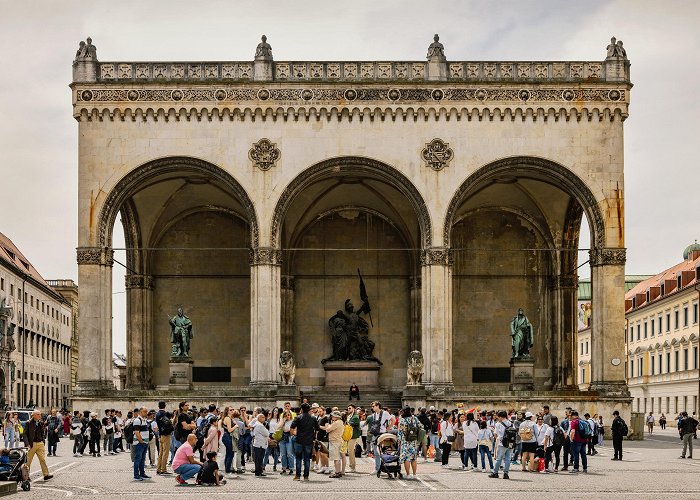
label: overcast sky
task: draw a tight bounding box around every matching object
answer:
[1,0,698,354]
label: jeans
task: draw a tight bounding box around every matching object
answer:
[222,433,234,472]
[479,444,493,470]
[47,433,59,455]
[132,442,148,479]
[4,428,15,448]
[264,444,279,469]
[429,432,441,459]
[170,435,180,463]
[493,444,512,474]
[682,432,694,458]
[512,442,522,462]
[563,438,571,467]
[279,438,295,470]
[73,435,84,454]
[294,442,313,478]
[103,433,114,453]
[175,462,201,481]
[253,446,265,475]
[463,447,477,468]
[571,440,587,471]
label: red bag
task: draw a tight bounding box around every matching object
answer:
[537,458,545,472]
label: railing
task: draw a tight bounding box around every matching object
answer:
[46,279,77,288]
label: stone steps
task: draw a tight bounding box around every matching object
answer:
[300,390,404,410]
[0,481,17,496]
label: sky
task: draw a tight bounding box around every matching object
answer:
[1,0,698,354]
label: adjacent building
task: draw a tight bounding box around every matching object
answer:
[625,243,700,415]
[0,231,75,410]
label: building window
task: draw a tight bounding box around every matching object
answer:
[659,353,663,374]
[0,277,3,290]
[675,310,680,329]
[684,349,689,371]
[630,359,634,378]
[684,306,689,327]
[9,284,13,295]
[629,327,633,342]
[585,341,589,355]
[667,397,671,413]
[675,396,679,413]
[675,350,680,372]
[637,398,640,412]
[694,303,699,324]
[659,315,663,332]
[651,319,655,336]
[581,367,585,384]
[667,313,671,332]
[637,324,641,341]
[667,352,671,373]
[695,347,698,370]
[580,343,584,355]
[638,358,644,377]
[644,322,648,338]
[651,355,655,375]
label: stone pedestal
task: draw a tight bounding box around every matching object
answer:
[323,360,380,388]
[510,357,535,391]
[169,357,193,390]
[402,384,427,408]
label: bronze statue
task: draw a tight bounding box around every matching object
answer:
[510,308,534,359]
[323,270,380,364]
[169,307,193,358]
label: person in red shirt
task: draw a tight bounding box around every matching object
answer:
[568,411,587,473]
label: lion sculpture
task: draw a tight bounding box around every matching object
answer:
[406,350,424,385]
[279,350,296,385]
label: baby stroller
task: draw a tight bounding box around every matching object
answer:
[376,433,402,479]
[0,448,31,491]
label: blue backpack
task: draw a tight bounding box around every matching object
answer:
[577,419,593,439]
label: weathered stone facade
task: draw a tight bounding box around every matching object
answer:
[71,35,631,412]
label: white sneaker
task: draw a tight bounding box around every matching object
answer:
[461,464,466,470]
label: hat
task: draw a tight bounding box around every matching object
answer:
[525,411,533,419]
[331,411,342,418]
[429,406,436,411]
[311,403,320,409]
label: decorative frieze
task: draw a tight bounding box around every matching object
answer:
[420,248,453,266]
[589,248,627,266]
[249,138,280,171]
[249,247,282,266]
[421,138,454,171]
[125,274,154,290]
[76,247,113,266]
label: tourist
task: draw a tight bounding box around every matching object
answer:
[534,414,549,471]
[147,410,158,467]
[232,410,247,472]
[453,413,465,468]
[568,411,588,473]
[397,406,419,477]
[264,408,281,472]
[174,402,196,454]
[3,413,16,449]
[132,407,151,481]
[518,411,538,471]
[323,410,346,478]
[349,383,360,401]
[220,407,236,475]
[200,451,226,486]
[202,415,219,459]
[346,404,360,472]
[679,411,698,459]
[610,410,625,461]
[477,420,494,473]
[542,405,552,426]
[173,434,202,485]
[87,412,102,457]
[429,407,441,462]
[25,410,53,481]
[369,401,392,473]
[560,409,571,470]
[71,411,84,457]
[102,409,115,455]
[462,412,479,471]
[291,402,320,481]
[646,411,655,434]
[597,415,605,446]
[80,411,91,455]
[510,412,523,465]
[489,410,514,479]
[585,413,598,455]
[660,413,667,430]
[155,401,172,474]
[315,406,330,474]
[252,413,269,477]
[46,408,61,457]
[359,410,368,455]
[113,411,124,452]
[439,412,454,467]
[279,409,295,474]
[541,415,556,472]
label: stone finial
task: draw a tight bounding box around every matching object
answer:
[255,35,273,61]
[74,36,98,62]
[605,36,627,60]
[426,33,446,61]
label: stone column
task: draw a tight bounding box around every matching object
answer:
[420,248,453,390]
[551,275,578,389]
[125,274,154,389]
[75,247,115,393]
[589,248,628,394]
[409,276,422,352]
[250,248,282,385]
[280,276,295,352]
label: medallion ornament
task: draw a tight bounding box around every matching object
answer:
[421,138,454,171]
[249,138,280,171]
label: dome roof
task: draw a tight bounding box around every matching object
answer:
[683,240,700,260]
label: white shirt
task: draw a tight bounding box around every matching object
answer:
[268,419,280,434]
[252,421,269,448]
[542,425,554,447]
[374,411,391,433]
[462,420,479,448]
[439,420,454,444]
[494,419,511,441]
[537,423,551,446]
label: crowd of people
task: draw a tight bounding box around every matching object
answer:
[27,400,700,486]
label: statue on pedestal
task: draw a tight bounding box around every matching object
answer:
[426,34,446,61]
[510,308,534,359]
[255,35,273,61]
[74,37,97,61]
[279,350,296,385]
[606,36,627,60]
[323,269,380,364]
[169,307,193,358]
[406,350,424,385]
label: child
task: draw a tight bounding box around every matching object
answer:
[0,449,12,474]
[199,451,225,486]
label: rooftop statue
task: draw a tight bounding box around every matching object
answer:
[255,35,273,61]
[74,37,97,61]
[426,34,446,61]
[606,36,627,60]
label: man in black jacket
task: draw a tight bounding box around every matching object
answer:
[610,410,624,460]
[679,412,698,459]
[25,410,53,480]
[290,403,320,481]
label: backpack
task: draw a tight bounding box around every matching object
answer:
[158,414,174,436]
[342,424,353,442]
[577,419,592,439]
[518,423,534,441]
[123,420,134,444]
[619,419,629,437]
[369,414,383,436]
[404,417,419,442]
[502,422,517,449]
[553,426,565,447]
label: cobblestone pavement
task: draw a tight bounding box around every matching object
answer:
[22,428,700,499]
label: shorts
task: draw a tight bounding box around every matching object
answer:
[521,442,538,453]
[328,442,341,461]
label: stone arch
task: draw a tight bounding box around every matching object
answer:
[97,156,259,250]
[270,156,432,249]
[443,156,606,250]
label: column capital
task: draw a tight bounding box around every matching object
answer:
[76,246,113,266]
[589,247,626,267]
[249,247,283,266]
[420,247,453,266]
[125,274,154,290]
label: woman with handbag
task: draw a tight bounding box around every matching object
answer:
[221,407,236,475]
[264,408,281,472]
[462,412,480,471]
[477,420,494,473]
[439,412,455,467]
[278,410,296,474]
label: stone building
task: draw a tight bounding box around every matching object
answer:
[625,243,700,415]
[0,231,74,410]
[70,34,632,415]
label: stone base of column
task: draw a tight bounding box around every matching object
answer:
[73,379,116,396]
[403,384,427,408]
[588,381,630,397]
[424,382,454,399]
[168,357,193,390]
[510,358,535,391]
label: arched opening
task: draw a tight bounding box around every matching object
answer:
[273,157,431,390]
[445,156,605,390]
[102,157,258,389]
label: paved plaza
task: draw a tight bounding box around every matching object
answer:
[22,427,700,499]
